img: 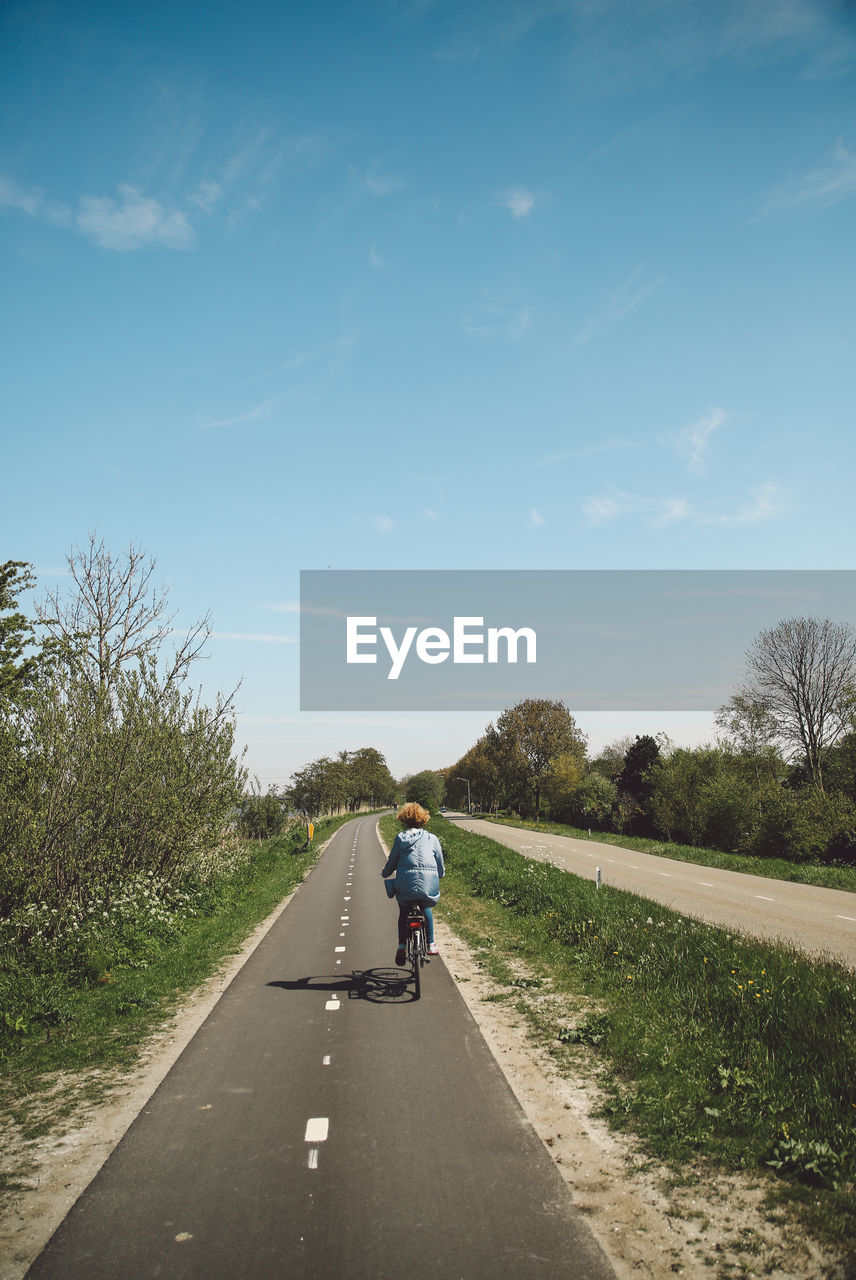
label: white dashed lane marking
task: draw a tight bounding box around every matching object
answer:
[755,895,775,901]
[837,915,856,923]
[305,1117,329,1142]
[305,1117,329,1170]
[698,881,714,887]
[335,946,345,952]
[326,998,340,1011]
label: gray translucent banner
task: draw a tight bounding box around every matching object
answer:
[299,570,856,711]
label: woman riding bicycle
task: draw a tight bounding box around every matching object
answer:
[381,802,445,966]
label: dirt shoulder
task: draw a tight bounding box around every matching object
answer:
[1,841,846,1280]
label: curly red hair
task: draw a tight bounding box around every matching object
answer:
[396,802,431,827]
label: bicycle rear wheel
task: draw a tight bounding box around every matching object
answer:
[411,929,422,1000]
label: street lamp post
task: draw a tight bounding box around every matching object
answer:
[457,777,471,814]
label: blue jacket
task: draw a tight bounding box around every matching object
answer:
[381,828,445,904]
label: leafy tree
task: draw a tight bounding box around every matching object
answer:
[749,785,856,864]
[570,772,617,829]
[237,782,288,840]
[542,751,585,821]
[346,746,396,809]
[590,736,634,784]
[0,542,245,914]
[648,746,752,849]
[737,616,856,792]
[0,560,40,703]
[287,757,339,819]
[490,698,587,819]
[0,660,243,911]
[820,731,856,806]
[404,769,445,812]
[618,735,660,806]
[446,735,504,812]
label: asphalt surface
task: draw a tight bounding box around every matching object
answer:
[448,814,856,970]
[26,817,615,1280]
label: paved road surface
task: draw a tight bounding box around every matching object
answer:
[27,817,614,1280]
[448,814,856,970]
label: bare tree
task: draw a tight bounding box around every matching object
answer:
[738,616,856,792]
[37,534,210,695]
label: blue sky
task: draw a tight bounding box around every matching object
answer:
[2,0,855,786]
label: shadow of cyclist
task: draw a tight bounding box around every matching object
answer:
[266,968,417,1004]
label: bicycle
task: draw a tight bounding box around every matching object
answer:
[404,901,429,999]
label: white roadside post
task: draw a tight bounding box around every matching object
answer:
[595,866,602,889]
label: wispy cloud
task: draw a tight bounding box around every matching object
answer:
[426,0,852,84]
[497,185,537,218]
[249,335,358,383]
[577,265,665,343]
[199,398,279,430]
[581,482,787,528]
[582,490,690,528]
[188,180,223,212]
[356,166,404,198]
[0,175,44,216]
[534,438,634,468]
[1,172,216,250]
[701,482,788,525]
[0,175,71,225]
[213,632,297,643]
[424,508,440,520]
[77,185,195,250]
[262,602,345,617]
[2,175,193,249]
[2,112,318,251]
[755,140,856,217]
[374,515,394,533]
[462,293,531,340]
[527,508,545,528]
[369,244,387,271]
[673,408,726,474]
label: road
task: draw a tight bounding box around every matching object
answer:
[26,817,614,1280]
[448,814,856,970]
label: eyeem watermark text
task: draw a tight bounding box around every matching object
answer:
[346,615,537,680]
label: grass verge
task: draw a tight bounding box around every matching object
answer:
[389,814,856,1266]
[476,812,856,892]
[0,813,364,1133]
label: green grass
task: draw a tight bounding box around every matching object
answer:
[0,813,364,1122]
[476,812,856,892]
[391,814,856,1264]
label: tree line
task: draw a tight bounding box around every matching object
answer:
[239,747,398,839]
[442,616,856,865]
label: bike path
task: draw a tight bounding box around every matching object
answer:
[27,817,614,1280]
